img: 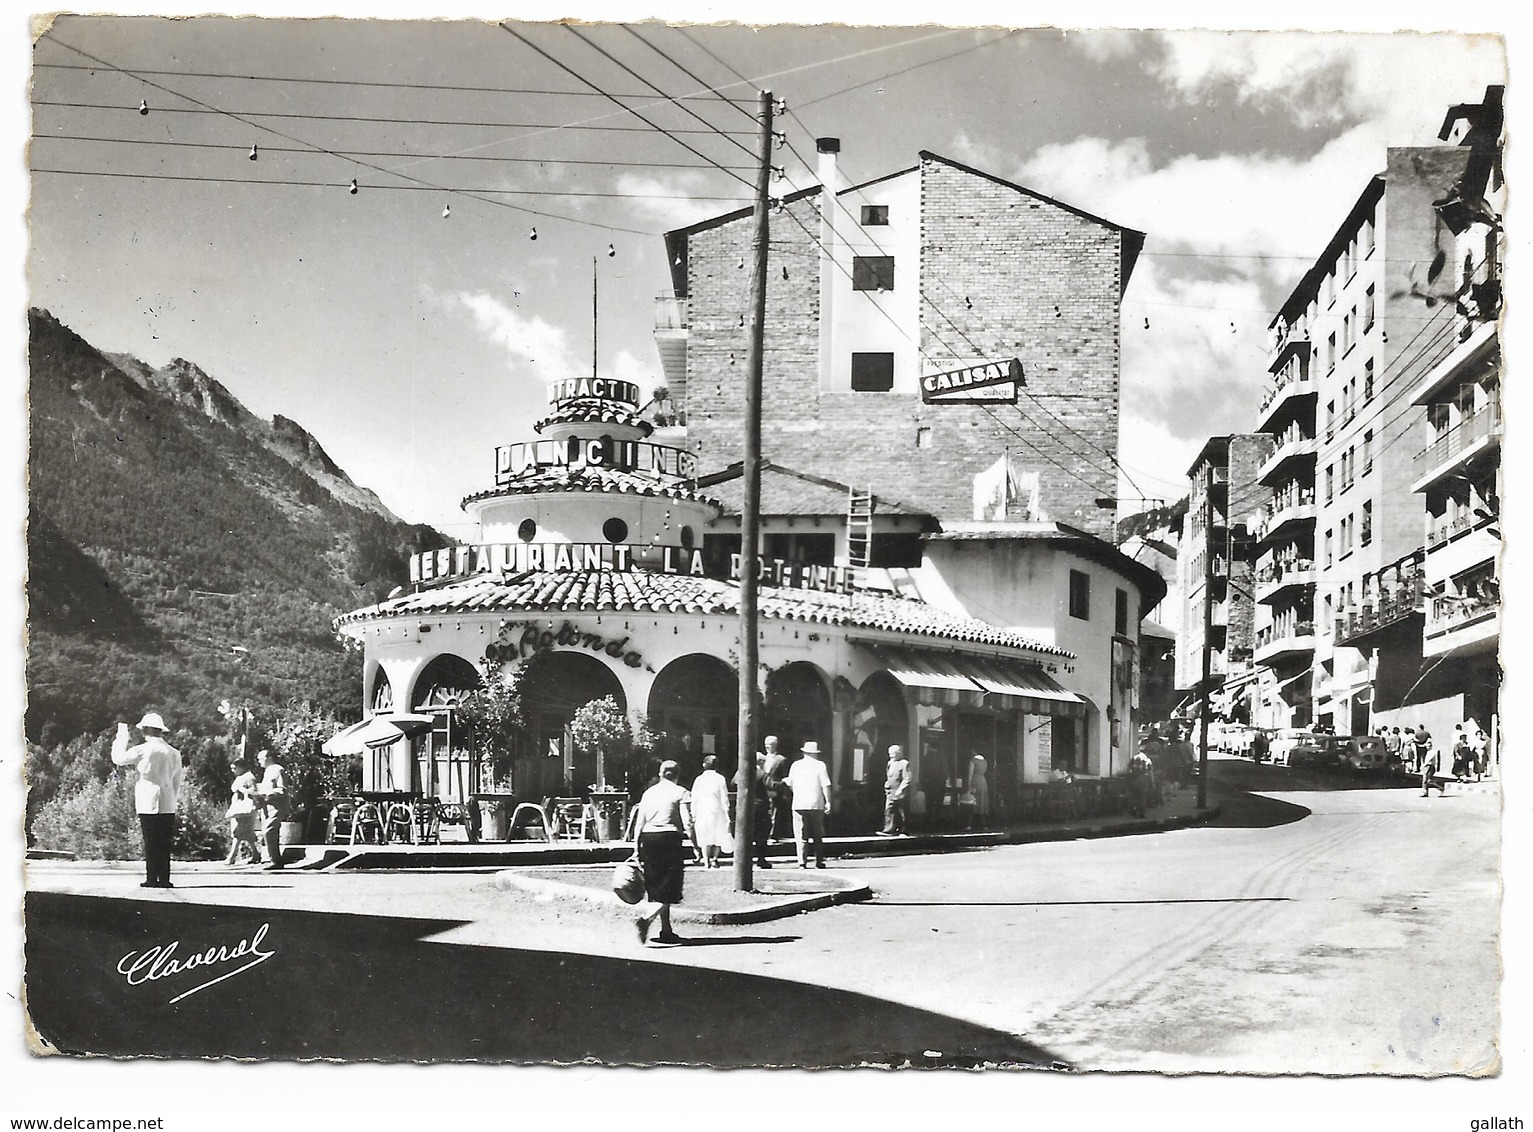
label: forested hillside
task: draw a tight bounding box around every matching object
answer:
[26,309,449,748]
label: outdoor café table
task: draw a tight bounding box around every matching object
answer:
[360,791,421,844]
[586,790,629,843]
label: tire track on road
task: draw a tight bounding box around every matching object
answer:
[1046,810,1391,1016]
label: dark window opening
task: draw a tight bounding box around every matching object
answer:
[851,352,895,392]
[1115,588,1129,636]
[679,525,695,550]
[703,533,741,578]
[602,517,629,543]
[869,532,924,569]
[852,255,895,292]
[1069,569,1091,621]
[517,518,537,542]
[764,532,836,567]
[860,204,889,226]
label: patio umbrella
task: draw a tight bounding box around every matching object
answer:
[322,713,435,756]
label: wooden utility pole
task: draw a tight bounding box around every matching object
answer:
[1197,463,1214,810]
[734,90,774,892]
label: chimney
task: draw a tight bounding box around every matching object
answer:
[817,138,842,390]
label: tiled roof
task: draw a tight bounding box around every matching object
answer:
[704,463,932,520]
[334,569,1072,658]
[462,465,722,509]
[534,399,652,435]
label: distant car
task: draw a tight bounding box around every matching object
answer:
[1269,728,1316,766]
[1226,725,1256,757]
[1345,735,1394,773]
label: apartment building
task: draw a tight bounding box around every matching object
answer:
[1176,435,1272,721]
[1338,87,1503,745]
[1253,137,1473,732]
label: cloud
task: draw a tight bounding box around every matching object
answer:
[1146,31,1505,132]
[614,170,748,231]
[454,291,584,383]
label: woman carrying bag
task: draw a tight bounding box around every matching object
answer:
[621,760,697,946]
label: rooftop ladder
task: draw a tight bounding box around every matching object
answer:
[847,487,876,571]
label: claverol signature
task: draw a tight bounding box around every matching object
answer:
[117,922,275,1004]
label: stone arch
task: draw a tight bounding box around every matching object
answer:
[855,670,910,789]
[517,650,627,797]
[369,666,394,714]
[765,661,832,764]
[409,653,482,710]
[648,654,739,783]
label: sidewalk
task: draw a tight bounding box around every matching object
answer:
[272,782,1220,872]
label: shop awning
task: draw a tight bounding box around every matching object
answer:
[961,655,1088,718]
[322,713,436,757]
[869,646,1086,718]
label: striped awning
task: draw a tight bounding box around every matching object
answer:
[869,646,1087,718]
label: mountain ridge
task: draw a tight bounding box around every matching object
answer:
[26,307,449,747]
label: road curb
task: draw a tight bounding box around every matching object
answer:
[491,869,873,924]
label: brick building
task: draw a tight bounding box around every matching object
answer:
[655,140,1143,541]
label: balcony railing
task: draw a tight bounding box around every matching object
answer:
[1427,590,1499,634]
[1414,400,1501,476]
[653,295,690,331]
[1336,551,1425,645]
[1427,512,1479,549]
[1255,559,1316,586]
[1256,621,1315,650]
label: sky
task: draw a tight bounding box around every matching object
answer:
[7,1,1530,1125]
[22,13,1507,535]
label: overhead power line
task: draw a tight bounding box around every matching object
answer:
[499,24,757,193]
[32,59,760,103]
[30,167,748,205]
[35,133,755,172]
[34,100,753,135]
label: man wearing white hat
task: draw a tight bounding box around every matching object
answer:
[111,712,185,888]
[786,740,833,869]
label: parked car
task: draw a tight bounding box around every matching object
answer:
[1225,725,1256,757]
[1344,735,1395,773]
[1269,728,1316,766]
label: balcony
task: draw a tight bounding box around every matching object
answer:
[1423,588,1499,657]
[1255,558,1317,604]
[1257,433,1318,486]
[1257,369,1317,432]
[1255,489,1318,547]
[1335,551,1425,648]
[1255,621,1317,666]
[1411,399,1502,493]
[653,294,690,393]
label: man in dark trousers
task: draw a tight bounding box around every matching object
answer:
[111,712,185,888]
[752,735,786,868]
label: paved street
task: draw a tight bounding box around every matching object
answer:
[25,759,1499,1073]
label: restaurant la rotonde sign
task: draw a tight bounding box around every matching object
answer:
[409,542,860,594]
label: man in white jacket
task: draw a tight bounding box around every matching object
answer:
[111,712,185,888]
[786,740,832,869]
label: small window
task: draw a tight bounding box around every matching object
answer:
[860,204,889,226]
[1069,569,1090,621]
[602,517,629,543]
[679,525,695,550]
[852,255,895,292]
[1115,588,1129,636]
[517,518,538,542]
[916,426,932,449]
[851,352,895,392]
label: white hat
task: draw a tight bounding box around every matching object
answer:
[800,741,821,755]
[136,712,168,732]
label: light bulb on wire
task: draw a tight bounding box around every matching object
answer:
[529,227,537,241]
[138,99,148,116]
[348,179,358,195]
[248,144,258,161]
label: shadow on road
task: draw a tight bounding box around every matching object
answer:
[25,892,1065,1069]
[666,933,801,947]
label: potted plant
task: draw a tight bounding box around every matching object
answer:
[569,698,659,839]
[268,700,350,844]
[454,672,526,840]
